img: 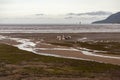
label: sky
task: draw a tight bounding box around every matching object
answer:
[0,0,120,24]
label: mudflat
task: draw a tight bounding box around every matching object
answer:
[0,33,120,65]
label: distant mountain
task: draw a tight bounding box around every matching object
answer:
[92,12,120,24]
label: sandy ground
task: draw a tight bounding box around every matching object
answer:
[0,33,120,65]
[38,50,120,65]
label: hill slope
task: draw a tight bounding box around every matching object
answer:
[93,12,120,24]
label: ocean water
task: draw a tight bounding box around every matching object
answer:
[0,24,120,33]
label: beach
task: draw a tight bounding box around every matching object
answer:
[0,32,120,80]
[1,0,120,79]
[0,33,120,65]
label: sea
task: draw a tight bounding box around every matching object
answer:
[0,24,120,33]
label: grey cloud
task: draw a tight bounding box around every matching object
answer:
[35,14,45,16]
[67,11,112,16]
[64,17,73,19]
[67,13,76,15]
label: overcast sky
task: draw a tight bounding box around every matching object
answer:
[0,0,120,24]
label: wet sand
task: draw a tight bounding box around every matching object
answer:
[0,33,120,65]
[38,49,120,65]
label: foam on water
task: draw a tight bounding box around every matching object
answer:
[0,24,120,33]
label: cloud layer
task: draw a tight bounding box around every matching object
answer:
[67,11,112,16]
